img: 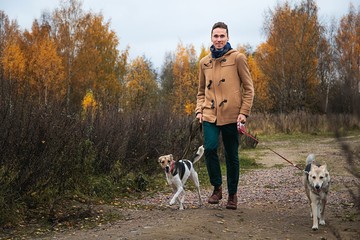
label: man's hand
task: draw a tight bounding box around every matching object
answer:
[237,114,247,124]
[196,113,203,124]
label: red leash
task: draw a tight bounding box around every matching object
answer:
[237,122,302,171]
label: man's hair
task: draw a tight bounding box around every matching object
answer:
[211,22,228,36]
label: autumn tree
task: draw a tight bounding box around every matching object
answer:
[260,0,322,113]
[198,45,209,61]
[0,13,24,113]
[124,56,158,111]
[22,20,65,106]
[1,41,25,85]
[236,44,271,112]
[72,12,123,110]
[159,52,175,106]
[333,3,360,114]
[247,48,271,112]
[51,0,84,112]
[173,43,198,115]
[0,11,21,53]
[116,46,129,110]
[316,18,338,113]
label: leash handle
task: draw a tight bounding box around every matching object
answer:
[237,122,246,135]
[237,122,259,143]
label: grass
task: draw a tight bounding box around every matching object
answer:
[257,130,360,143]
[240,155,261,170]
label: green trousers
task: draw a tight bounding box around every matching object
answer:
[203,121,239,195]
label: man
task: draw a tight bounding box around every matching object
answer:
[195,22,254,210]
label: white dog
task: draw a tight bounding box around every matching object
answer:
[303,154,331,230]
[158,145,204,210]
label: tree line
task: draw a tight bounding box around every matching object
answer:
[1,0,359,116]
[0,0,359,227]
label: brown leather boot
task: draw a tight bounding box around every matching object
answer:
[226,194,237,210]
[208,186,222,204]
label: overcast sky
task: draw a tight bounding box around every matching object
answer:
[1,0,358,69]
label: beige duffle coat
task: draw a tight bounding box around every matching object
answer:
[195,49,254,126]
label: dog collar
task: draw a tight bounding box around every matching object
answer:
[169,160,175,173]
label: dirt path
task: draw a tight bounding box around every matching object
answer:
[10,133,360,240]
[48,170,358,240]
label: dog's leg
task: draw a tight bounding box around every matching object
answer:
[179,189,186,210]
[319,197,326,225]
[170,178,184,209]
[182,188,186,202]
[195,185,203,206]
[304,185,312,219]
[175,192,184,210]
[171,185,179,207]
[170,187,183,205]
[190,171,203,206]
[311,200,319,230]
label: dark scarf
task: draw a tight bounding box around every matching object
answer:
[210,42,232,59]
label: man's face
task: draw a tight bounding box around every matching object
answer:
[211,28,228,50]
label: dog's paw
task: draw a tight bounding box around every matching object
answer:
[319,220,325,225]
[312,225,319,231]
[169,199,176,205]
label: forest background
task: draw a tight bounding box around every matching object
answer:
[0,0,359,227]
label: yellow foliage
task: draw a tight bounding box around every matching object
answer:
[173,42,198,115]
[198,45,209,61]
[258,0,322,111]
[1,42,25,80]
[124,56,158,110]
[336,5,360,84]
[82,90,97,110]
[184,102,196,116]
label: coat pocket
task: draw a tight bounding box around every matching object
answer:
[220,57,235,67]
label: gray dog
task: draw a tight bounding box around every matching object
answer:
[303,154,331,230]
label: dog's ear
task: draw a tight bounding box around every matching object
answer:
[319,164,327,170]
[323,163,330,175]
[169,154,173,161]
[311,163,318,169]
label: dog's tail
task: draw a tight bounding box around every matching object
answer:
[306,154,316,165]
[191,145,204,164]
